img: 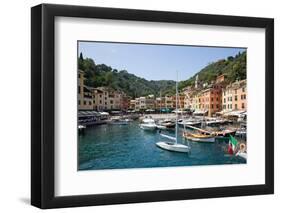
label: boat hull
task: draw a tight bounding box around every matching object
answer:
[184,135,215,143]
[156,141,190,153]
[156,125,167,130]
[109,121,128,125]
[163,123,176,128]
[236,152,247,160]
[215,130,236,137]
[178,122,201,128]
[140,124,157,130]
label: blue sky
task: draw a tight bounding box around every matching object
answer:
[78,41,246,81]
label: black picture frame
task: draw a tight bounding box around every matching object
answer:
[31,3,274,209]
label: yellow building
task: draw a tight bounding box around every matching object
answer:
[93,87,124,111]
[145,95,155,109]
[222,80,247,112]
[182,86,194,109]
[135,95,155,111]
[78,70,84,109]
[191,92,201,111]
[78,70,93,110]
[92,88,105,111]
[164,96,173,109]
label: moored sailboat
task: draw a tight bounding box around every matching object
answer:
[156,72,190,153]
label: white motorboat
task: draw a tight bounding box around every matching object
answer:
[140,123,157,130]
[156,124,167,130]
[156,119,176,130]
[156,71,190,153]
[178,119,201,127]
[109,118,129,125]
[140,118,157,130]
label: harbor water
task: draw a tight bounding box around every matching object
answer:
[79,121,246,170]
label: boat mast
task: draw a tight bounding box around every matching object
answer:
[160,91,162,114]
[175,71,178,144]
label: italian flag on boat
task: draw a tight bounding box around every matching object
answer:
[229,135,238,153]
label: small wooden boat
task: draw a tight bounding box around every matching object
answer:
[183,132,215,143]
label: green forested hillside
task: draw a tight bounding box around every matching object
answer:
[178,51,246,89]
[78,50,246,97]
[78,53,175,98]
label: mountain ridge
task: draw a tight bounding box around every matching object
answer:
[78,50,246,97]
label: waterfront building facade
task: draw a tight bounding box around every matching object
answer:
[200,85,222,116]
[78,70,94,110]
[182,86,194,109]
[92,88,105,111]
[222,80,247,112]
[188,75,225,116]
[78,69,84,109]
[129,100,136,110]
[91,87,126,111]
[98,87,123,110]
[121,95,130,111]
[135,95,155,111]
[190,92,200,111]
[78,69,246,115]
[172,94,185,109]
[155,97,166,111]
[164,96,173,109]
[135,97,144,110]
[145,95,155,109]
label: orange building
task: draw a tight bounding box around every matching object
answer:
[172,95,185,109]
[164,96,173,109]
[121,95,130,111]
[199,85,222,116]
